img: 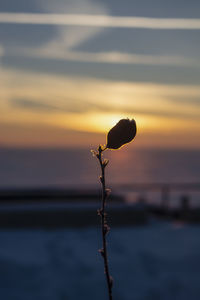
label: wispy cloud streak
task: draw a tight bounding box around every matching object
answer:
[19,49,196,67]
[0,13,200,29]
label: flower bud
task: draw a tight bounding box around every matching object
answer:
[106,118,137,149]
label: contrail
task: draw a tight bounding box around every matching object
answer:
[0,13,200,29]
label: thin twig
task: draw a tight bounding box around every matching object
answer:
[96,145,113,300]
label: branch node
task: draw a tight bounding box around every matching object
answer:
[103,158,109,167]
[97,209,103,216]
[99,248,105,258]
[103,224,110,235]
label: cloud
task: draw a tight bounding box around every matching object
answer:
[1,67,200,148]
[9,98,105,113]
[25,0,109,77]
[9,94,200,122]
[2,68,200,122]
[10,99,59,112]
[3,2,199,69]
[18,48,197,67]
[1,13,200,30]
[36,0,109,51]
[166,96,200,106]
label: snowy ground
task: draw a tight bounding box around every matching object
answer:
[0,221,200,300]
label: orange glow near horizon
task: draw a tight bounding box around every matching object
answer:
[0,68,200,149]
[1,107,190,135]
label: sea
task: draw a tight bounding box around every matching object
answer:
[0,148,200,300]
[0,147,199,207]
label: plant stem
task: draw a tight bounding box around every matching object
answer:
[97,145,113,300]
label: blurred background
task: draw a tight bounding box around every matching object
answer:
[0,0,200,299]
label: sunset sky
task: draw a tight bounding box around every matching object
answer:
[0,0,200,149]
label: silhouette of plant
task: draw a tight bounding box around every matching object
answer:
[91,118,137,300]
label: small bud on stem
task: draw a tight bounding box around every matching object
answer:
[106,118,137,150]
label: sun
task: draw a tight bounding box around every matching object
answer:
[89,113,126,133]
[109,115,123,127]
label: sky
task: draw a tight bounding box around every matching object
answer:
[0,0,200,149]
